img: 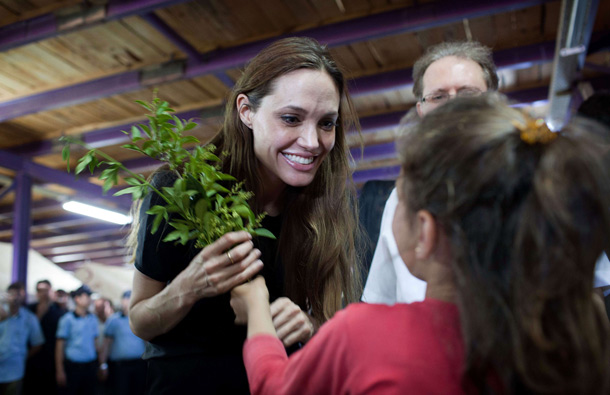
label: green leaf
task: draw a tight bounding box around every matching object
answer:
[125,178,142,186]
[131,126,141,139]
[183,121,198,131]
[194,199,207,219]
[233,205,252,218]
[121,144,142,153]
[113,186,140,197]
[162,230,182,243]
[135,100,153,112]
[211,183,230,193]
[150,213,164,235]
[253,228,276,239]
[74,153,92,174]
[179,136,199,146]
[102,177,114,194]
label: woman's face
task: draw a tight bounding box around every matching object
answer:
[240,69,340,190]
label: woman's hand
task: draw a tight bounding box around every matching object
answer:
[270,297,314,347]
[178,231,264,301]
[230,276,269,325]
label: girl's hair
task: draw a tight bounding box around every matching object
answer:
[207,36,362,321]
[397,94,610,393]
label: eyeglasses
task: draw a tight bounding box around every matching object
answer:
[421,88,483,105]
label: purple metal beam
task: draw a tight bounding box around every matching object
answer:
[7,35,558,158]
[50,247,129,264]
[140,12,201,60]
[185,0,557,77]
[12,109,204,157]
[350,142,397,162]
[0,0,556,122]
[0,0,192,52]
[0,182,15,201]
[36,239,126,256]
[0,213,96,233]
[28,224,126,246]
[11,171,32,284]
[0,148,132,209]
[0,72,141,122]
[353,165,401,185]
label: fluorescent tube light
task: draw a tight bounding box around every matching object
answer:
[62,201,132,225]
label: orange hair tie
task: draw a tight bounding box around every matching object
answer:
[512,117,557,145]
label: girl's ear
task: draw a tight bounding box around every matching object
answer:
[415,210,437,260]
[236,94,253,129]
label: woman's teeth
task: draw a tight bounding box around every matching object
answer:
[284,154,314,165]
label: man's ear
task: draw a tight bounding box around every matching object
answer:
[415,210,437,260]
[236,94,253,129]
[416,101,424,118]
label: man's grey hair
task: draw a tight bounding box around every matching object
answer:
[412,41,499,100]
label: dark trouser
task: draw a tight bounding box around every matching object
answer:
[59,360,97,395]
[145,353,250,394]
[23,361,57,395]
[0,380,23,395]
[108,359,146,395]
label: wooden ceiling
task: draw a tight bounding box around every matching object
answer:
[0,0,608,271]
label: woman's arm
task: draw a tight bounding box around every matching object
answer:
[130,231,264,341]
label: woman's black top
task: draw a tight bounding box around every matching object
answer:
[134,171,284,394]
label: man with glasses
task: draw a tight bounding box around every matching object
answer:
[24,280,67,395]
[362,41,610,304]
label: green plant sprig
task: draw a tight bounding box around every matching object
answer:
[60,97,275,249]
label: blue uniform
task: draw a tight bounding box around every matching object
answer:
[104,312,147,395]
[56,312,98,363]
[0,307,44,383]
[104,312,145,361]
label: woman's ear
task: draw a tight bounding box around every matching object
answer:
[414,210,437,260]
[236,94,253,129]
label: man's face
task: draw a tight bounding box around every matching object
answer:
[8,288,25,308]
[416,56,489,117]
[36,282,51,302]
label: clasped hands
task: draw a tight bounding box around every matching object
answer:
[231,277,315,347]
[179,231,314,346]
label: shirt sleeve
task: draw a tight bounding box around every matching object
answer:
[362,188,399,304]
[56,314,70,340]
[104,316,116,338]
[134,171,194,282]
[28,312,45,347]
[243,310,351,395]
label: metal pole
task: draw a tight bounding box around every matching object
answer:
[11,171,32,285]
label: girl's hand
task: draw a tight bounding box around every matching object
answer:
[230,276,269,324]
[179,231,263,300]
[270,297,314,347]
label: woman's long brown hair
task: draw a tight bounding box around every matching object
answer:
[398,94,610,393]
[209,37,363,322]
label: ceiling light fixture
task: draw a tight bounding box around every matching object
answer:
[62,201,132,225]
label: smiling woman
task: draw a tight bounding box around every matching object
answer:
[126,37,363,393]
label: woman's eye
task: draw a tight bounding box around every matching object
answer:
[320,120,336,131]
[281,115,299,125]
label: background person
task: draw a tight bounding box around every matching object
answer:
[128,36,362,393]
[231,95,610,394]
[55,286,99,395]
[362,41,610,304]
[0,282,44,395]
[98,291,146,395]
[24,280,67,395]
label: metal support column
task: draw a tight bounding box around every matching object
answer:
[11,171,32,285]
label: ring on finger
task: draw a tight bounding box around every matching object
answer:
[226,251,235,265]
